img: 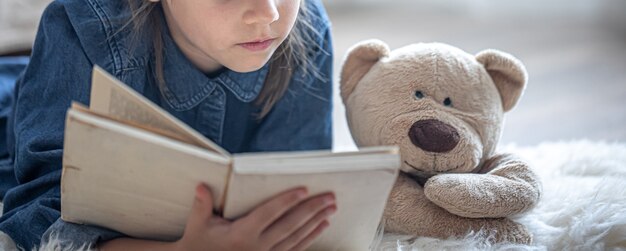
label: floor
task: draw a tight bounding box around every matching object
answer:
[325,1,626,149]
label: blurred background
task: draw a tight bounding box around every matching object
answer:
[1,0,625,150]
[324,0,626,150]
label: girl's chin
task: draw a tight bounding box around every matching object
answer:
[225,56,272,73]
[226,62,266,73]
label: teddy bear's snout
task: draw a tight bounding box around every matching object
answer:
[408,119,460,153]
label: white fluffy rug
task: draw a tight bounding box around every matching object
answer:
[1,140,626,251]
[374,140,626,251]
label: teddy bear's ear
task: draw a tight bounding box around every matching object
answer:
[476,49,528,112]
[340,39,390,102]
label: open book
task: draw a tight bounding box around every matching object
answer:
[60,66,401,250]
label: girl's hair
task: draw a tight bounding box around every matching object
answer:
[125,0,321,118]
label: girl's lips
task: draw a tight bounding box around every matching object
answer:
[238,38,275,52]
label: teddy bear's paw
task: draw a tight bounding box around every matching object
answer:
[424,173,537,218]
[424,173,495,218]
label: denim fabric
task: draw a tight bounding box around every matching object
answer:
[0,56,29,200]
[0,0,333,250]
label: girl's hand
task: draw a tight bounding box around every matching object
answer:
[174,184,337,251]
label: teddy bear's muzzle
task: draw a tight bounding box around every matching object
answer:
[408,119,460,153]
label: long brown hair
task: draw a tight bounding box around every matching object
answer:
[125,0,321,118]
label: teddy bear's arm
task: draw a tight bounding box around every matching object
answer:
[423,154,541,218]
[384,173,532,244]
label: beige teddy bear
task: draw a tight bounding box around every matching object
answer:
[340,40,541,244]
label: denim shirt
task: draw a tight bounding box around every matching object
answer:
[0,0,333,249]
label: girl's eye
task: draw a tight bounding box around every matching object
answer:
[443,97,453,107]
[414,91,424,99]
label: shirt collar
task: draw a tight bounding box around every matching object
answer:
[160,11,268,111]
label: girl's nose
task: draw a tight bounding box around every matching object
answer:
[243,0,280,25]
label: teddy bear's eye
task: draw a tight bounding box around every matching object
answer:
[414,91,424,99]
[443,97,453,107]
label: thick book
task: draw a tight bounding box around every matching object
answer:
[60,66,401,250]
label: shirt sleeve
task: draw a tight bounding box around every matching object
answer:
[248,24,334,152]
[0,2,122,250]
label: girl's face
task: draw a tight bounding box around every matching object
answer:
[159,0,301,73]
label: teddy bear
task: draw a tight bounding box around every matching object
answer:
[339,40,541,244]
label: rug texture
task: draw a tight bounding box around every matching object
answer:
[374,140,626,251]
[1,140,625,251]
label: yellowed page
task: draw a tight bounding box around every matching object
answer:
[233,146,399,172]
[225,148,400,251]
[89,66,230,157]
[71,102,194,144]
[61,109,230,240]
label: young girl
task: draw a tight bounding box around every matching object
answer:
[0,0,335,250]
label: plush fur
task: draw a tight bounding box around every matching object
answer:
[374,141,626,250]
[340,40,541,244]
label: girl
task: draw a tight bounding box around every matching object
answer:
[0,0,335,250]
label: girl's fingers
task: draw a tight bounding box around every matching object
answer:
[186,184,214,229]
[275,220,330,251]
[196,183,214,217]
[261,193,335,244]
[268,204,335,251]
[179,184,213,246]
[236,187,309,233]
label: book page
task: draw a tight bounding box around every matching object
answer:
[71,102,193,144]
[225,148,400,251]
[233,146,399,173]
[61,109,231,240]
[89,66,230,157]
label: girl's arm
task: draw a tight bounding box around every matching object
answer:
[0,2,124,250]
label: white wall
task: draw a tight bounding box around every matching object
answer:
[0,0,52,53]
[323,0,625,19]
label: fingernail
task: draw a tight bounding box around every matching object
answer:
[296,188,308,199]
[195,184,205,201]
[321,220,330,229]
[323,194,335,206]
[196,184,204,193]
[325,205,337,215]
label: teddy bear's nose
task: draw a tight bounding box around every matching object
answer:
[409,119,460,153]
